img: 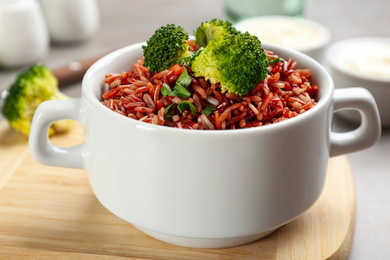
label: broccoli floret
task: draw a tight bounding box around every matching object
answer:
[142,24,191,73]
[191,32,269,96]
[194,18,239,47]
[2,64,74,136]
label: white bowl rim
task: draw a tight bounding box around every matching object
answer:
[325,37,390,83]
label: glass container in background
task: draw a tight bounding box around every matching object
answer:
[0,0,49,68]
[38,0,99,43]
[224,0,310,22]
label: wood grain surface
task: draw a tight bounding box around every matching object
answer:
[0,121,356,260]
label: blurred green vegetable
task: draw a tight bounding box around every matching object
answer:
[2,64,74,136]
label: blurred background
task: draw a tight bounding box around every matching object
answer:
[1,0,390,97]
[0,0,389,259]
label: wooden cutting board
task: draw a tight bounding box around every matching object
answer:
[0,121,356,260]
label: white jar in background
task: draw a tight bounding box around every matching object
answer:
[38,0,99,43]
[0,0,49,68]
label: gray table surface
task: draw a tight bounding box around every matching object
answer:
[0,0,389,259]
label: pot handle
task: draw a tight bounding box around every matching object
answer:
[29,98,86,169]
[330,87,381,157]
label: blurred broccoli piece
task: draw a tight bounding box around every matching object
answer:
[2,64,74,136]
[142,24,191,73]
[194,18,239,47]
[191,32,269,96]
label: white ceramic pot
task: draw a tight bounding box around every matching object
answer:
[325,37,390,127]
[38,0,99,43]
[0,0,49,68]
[29,42,381,248]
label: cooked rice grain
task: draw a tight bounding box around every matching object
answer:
[101,47,319,130]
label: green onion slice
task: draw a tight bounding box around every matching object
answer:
[171,83,191,98]
[201,105,216,116]
[269,56,285,64]
[161,83,191,98]
[164,103,176,118]
[178,101,196,115]
[176,69,192,88]
[177,56,192,66]
[161,83,172,97]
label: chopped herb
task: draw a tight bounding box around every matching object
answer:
[187,47,203,67]
[176,69,192,88]
[178,101,196,115]
[177,48,204,67]
[171,83,191,98]
[164,103,176,118]
[161,82,191,98]
[177,56,192,66]
[269,56,284,64]
[201,105,216,116]
[161,83,172,97]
